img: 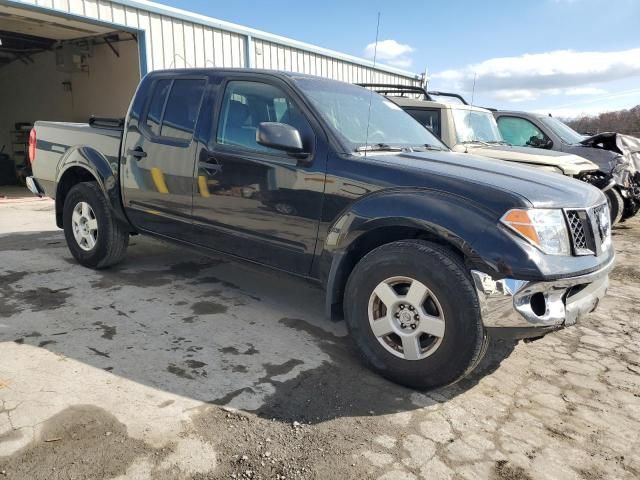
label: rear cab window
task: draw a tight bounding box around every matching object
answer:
[404,108,442,138]
[144,77,207,142]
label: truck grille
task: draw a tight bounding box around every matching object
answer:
[564,204,611,256]
[566,210,588,251]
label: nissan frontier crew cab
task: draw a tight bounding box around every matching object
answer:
[360,84,621,224]
[26,70,614,389]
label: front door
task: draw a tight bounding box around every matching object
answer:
[496,116,552,149]
[120,75,207,239]
[190,77,326,275]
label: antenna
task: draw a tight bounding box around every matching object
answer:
[363,12,381,157]
[464,72,477,154]
[470,72,477,105]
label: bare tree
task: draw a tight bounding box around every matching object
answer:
[565,105,640,138]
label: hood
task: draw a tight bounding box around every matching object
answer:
[562,143,620,173]
[364,150,604,210]
[452,143,598,176]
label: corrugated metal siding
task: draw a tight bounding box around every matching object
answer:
[253,38,417,85]
[13,0,420,85]
[253,39,417,85]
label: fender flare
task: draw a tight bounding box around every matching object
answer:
[319,189,542,319]
[54,146,131,228]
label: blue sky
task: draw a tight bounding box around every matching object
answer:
[157,0,640,117]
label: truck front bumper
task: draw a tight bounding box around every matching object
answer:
[471,256,614,336]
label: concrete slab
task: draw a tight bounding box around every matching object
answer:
[0,197,639,479]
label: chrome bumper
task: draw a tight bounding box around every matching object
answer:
[471,256,615,330]
[26,176,44,197]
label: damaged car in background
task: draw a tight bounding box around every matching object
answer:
[493,111,640,224]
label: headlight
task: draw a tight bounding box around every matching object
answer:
[501,209,571,255]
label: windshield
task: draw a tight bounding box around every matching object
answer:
[540,116,584,145]
[451,109,504,143]
[294,77,448,151]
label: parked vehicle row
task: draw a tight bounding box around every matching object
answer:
[26,69,614,389]
[360,84,638,225]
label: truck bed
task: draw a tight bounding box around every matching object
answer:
[32,121,123,199]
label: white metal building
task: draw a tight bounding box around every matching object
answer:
[0,0,421,171]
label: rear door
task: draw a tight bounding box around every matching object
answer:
[120,74,206,239]
[190,74,327,275]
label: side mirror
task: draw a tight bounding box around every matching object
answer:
[256,122,306,155]
[526,135,553,149]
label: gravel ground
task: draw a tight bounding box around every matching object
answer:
[0,189,639,480]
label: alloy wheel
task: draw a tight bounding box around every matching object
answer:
[367,276,446,361]
[71,201,98,251]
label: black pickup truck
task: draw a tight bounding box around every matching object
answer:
[27,69,615,389]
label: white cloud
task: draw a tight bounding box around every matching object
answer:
[492,89,539,103]
[532,87,640,118]
[565,87,608,96]
[532,106,613,119]
[364,39,414,68]
[492,86,608,102]
[432,48,640,103]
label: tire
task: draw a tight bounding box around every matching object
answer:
[63,182,129,269]
[344,240,486,389]
[605,188,624,225]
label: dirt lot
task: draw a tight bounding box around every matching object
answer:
[1,187,639,480]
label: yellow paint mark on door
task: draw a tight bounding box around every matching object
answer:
[151,167,169,194]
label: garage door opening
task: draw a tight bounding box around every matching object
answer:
[0,3,142,186]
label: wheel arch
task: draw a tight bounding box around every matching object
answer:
[320,190,497,321]
[54,147,131,230]
[325,222,475,319]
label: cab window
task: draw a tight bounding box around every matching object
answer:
[144,78,206,141]
[216,81,313,154]
[497,116,550,148]
[161,79,206,140]
[404,108,441,137]
[145,79,171,135]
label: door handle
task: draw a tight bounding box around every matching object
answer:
[127,147,147,159]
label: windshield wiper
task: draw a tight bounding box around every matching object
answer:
[410,143,446,152]
[355,143,404,152]
[461,140,491,147]
[486,140,511,146]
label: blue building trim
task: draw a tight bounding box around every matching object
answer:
[0,0,147,79]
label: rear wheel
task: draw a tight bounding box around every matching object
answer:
[63,182,129,269]
[344,240,486,389]
[605,188,624,225]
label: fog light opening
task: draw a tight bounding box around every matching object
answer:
[530,292,547,317]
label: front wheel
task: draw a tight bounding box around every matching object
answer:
[344,240,486,389]
[63,182,129,269]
